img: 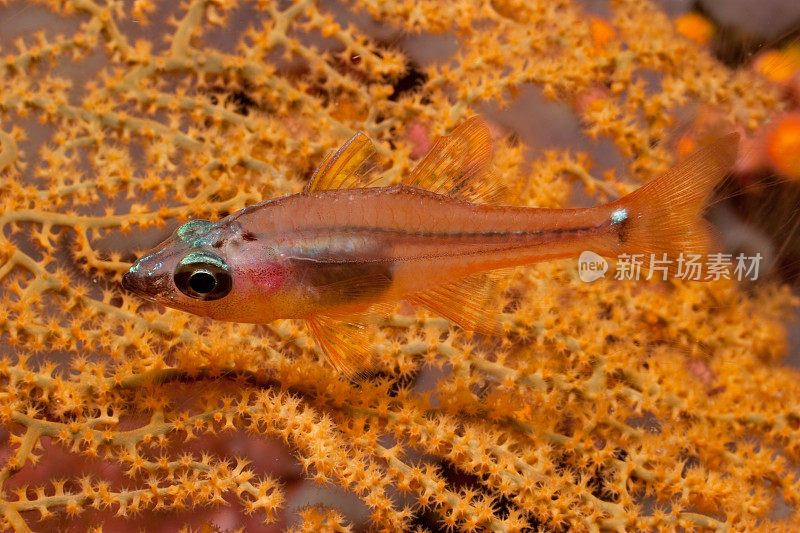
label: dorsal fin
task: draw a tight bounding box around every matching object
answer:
[305,131,378,191]
[404,116,505,204]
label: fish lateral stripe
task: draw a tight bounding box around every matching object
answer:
[294,224,601,239]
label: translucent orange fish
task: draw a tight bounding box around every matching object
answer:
[122,117,738,374]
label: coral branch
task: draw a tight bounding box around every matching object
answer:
[0,130,17,172]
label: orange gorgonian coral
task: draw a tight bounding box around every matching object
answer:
[0,0,798,531]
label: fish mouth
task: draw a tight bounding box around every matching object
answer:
[121,272,158,302]
[121,272,138,292]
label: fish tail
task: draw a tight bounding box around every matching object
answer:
[599,133,739,272]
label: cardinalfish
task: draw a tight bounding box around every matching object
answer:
[122,117,738,374]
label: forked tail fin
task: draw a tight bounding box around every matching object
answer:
[601,133,739,274]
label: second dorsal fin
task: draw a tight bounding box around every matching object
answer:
[404,116,505,204]
[305,131,378,191]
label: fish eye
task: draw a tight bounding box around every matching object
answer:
[188,270,217,294]
[174,251,232,300]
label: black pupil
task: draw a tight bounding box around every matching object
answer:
[189,270,216,294]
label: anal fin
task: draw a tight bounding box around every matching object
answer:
[407,272,503,335]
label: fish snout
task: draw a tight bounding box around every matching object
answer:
[121,266,171,302]
[121,271,140,293]
[122,271,156,298]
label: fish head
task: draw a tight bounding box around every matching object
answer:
[122,218,276,321]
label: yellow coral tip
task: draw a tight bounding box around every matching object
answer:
[589,17,616,47]
[767,114,800,180]
[675,13,714,45]
[754,48,800,83]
